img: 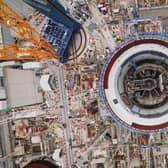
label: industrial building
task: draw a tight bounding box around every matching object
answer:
[4,68,43,108]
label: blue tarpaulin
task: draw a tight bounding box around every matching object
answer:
[24,0,81,63]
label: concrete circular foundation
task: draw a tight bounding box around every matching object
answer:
[99,35,168,134]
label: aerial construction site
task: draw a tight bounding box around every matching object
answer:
[1,0,168,168]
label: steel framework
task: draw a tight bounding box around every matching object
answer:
[0,0,58,60]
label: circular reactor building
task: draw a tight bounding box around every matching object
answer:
[99,35,168,134]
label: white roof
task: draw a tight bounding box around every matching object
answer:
[0,100,7,110]
[0,89,6,99]
[113,8,119,13]
[97,4,103,8]
[52,149,61,160]
[31,136,41,144]
[93,149,107,157]
[22,62,41,69]
[101,7,107,11]
[0,68,3,76]
[91,158,106,164]
[40,75,51,91]
[0,61,16,67]
[112,138,118,144]
[52,149,62,166]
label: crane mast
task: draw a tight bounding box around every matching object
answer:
[0,0,58,60]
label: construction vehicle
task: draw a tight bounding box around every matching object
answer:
[0,0,58,60]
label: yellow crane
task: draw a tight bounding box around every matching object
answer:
[0,0,58,60]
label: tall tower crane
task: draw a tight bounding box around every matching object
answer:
[0,0,58,60]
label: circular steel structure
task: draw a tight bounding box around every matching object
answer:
[99,35,168,134]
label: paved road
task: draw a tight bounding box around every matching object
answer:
[59,66,74,167]
[0,116,14,168]
[47,60,73,168]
